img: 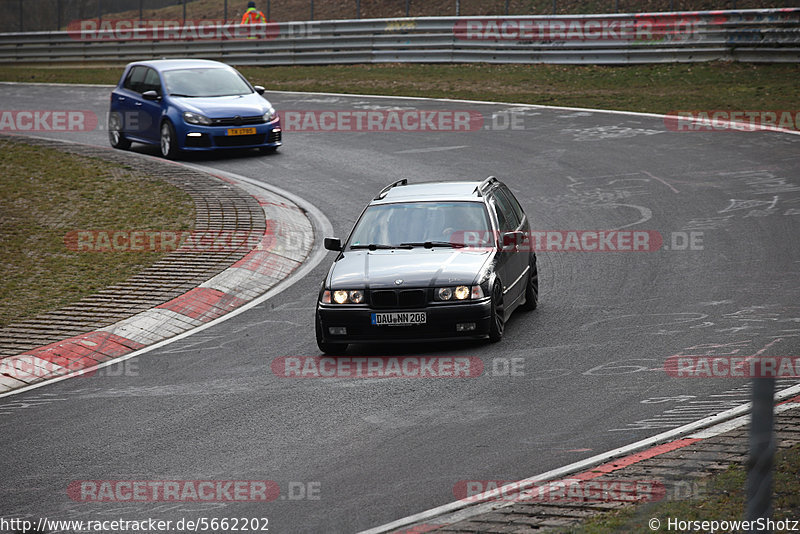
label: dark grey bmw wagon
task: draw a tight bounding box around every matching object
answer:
[315,177,538,354]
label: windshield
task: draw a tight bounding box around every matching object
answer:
[348,201,493,249]
[163,68,253,97]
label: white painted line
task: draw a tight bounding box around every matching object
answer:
[2,82,798,137]
[358,383,800,534]
[267,89,800,137]
[688,415,750,439]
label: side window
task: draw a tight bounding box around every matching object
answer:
[493,190,520,231]
[142,68,162,95]
[123,66,146,93]
[490,196,512,233]
[499,187,525,225]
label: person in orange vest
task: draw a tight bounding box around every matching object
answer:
[241,1,267,25]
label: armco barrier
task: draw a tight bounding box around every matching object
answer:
[0,8,797,65]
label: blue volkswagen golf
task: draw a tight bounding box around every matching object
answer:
[108,59,281,158]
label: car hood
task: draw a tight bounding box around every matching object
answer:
[171,93,271,117]
[327,249,492,289]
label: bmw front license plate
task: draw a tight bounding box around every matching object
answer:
[371,312,426,326]
[227,127,256,136]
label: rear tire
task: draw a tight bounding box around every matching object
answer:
[108,112,131,150]
[488,282,505,343]
[520,255,539,311]
[316,313,348,355]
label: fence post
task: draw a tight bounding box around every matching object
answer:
[267,0,270,21]
[224,0,227,22]
[406,0,410,17]
[505,0,509,15]
[139,0,143,21]
[456,0,460,16]
[552,0,556,15]
[310,0,314,20]
[745,377,775,527]
[357,0,360,19]
[57,0,62,30]
[182,0,186,23]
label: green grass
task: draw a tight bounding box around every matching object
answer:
[0,62,797,116]
[557,442,800,533]
[0,138,195,327]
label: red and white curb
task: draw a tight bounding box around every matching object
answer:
[0,166,325,396]
[360,385,800,534]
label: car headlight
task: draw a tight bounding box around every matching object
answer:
[322,289,364,304]
[263,107,278,122]
[435,285,481,301]
[183,111,212,126]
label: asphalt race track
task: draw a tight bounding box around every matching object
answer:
[1,82,799,533]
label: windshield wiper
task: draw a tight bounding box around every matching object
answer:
[350,243,413,250]
[400,241,466,249]
[170,93,198,97]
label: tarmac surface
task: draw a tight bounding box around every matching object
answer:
[0,83,798,533]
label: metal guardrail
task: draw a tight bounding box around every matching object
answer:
[0,8,798,65]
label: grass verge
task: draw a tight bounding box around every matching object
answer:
[558,441,800,533]
[0,62,797,115]
[0,138,195,327]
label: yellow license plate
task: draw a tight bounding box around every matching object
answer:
[227,127,256,136]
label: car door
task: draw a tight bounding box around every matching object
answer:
[111,66,143,140]
[136,67,165,142]
[490,188,527,304]
[115,66,162,142]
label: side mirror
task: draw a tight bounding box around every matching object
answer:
[502,231,524,250]
[253,85,265,95]
[142,90,160,101]
[324,237,342,251]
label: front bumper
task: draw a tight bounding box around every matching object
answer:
[317,299,492,344]
[178,119,282,151]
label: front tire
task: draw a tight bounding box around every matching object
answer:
[488,282,505,343]
[160,120,179,159]
[108,112,131,150]
[316,313,348,355]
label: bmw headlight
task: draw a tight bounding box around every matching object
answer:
[435,286,481,301]
[263,107,278,122]
[322,289,364,304]
[182,111,212,126]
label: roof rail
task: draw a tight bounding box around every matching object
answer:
[374,178,408,200]
[474,176,499,197]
